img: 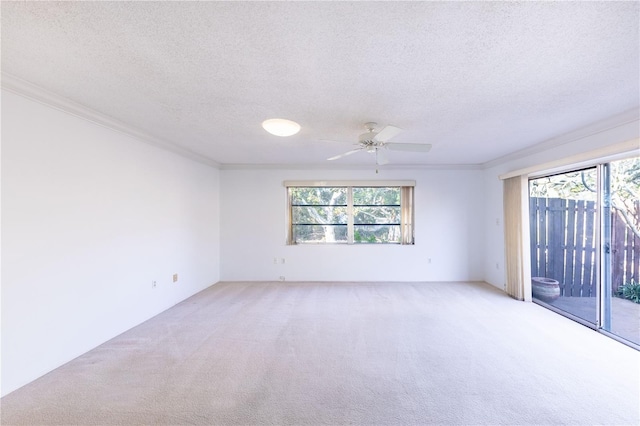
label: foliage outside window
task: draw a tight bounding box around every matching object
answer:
[287,184,414,245]
[529,158,640,239]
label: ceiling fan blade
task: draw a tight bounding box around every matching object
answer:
[373,125,402,142]
[319,139,352,144]
[385,142,432,152]
[327,148,362,161]
[376,149,389,165]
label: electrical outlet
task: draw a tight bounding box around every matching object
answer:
[428,258,432,264]
[173,273,178,282]
[279,276,285,281]
[280,258,285,264]
[151,281,157,289]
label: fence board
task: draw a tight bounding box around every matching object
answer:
[583,200,596,297]
[538,197,548,278]
[633,218,640,283]
[573,200,587,296]
[563,199,577,294]
[612,212,626,293]
[548,198,566,292]
[532,198,547,277]
[529,197,538,276]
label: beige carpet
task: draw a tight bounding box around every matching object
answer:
[1,281,639,425]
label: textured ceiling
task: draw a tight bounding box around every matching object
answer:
[2,1,639,167]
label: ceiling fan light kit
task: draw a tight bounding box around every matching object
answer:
[262,118,301,137]
[327,122,432,166]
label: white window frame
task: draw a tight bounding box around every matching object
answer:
[284,180,415,245]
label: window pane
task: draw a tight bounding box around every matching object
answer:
[353,206,400,224]
[292,206,348,225]
[354,225,401,243]
[290,187,347,206]
[293,224,348,243]
[529,168,598,324]
[353,187,400,205]
[604,157,640,346]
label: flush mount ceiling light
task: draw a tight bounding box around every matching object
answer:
[262,118,301,137]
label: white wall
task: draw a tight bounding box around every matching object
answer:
[220,167,485,282]
[5,84,634,399]
[1,90,221,396]
[482,118,640,290]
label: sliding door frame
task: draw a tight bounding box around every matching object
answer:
[528,159,639,350]
[598,163,609,331]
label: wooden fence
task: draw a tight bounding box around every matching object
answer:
[529,197,639,297]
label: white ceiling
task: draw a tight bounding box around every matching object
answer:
[2,1,638,167]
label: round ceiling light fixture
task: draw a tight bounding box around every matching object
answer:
[262,118,301,137]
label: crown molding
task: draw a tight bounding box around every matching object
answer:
[219,162,483,171]
[482,108,640,170]
[499,138,640,180]
[8,71,632,173]
[1,73,220,169]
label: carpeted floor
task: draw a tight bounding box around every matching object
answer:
[1,281,639,425]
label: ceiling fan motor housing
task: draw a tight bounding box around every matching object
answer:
[359,124,383,150]
[359,133,382,153]
[359,132,376,144]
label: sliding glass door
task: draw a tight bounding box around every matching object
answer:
[602,158,640,345]
[529,168,598,325]
[529,157,639,347]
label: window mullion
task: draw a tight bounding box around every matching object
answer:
[347,187,354,244]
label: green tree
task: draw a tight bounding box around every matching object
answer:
[291,187,347,243]
[353,187,401,243]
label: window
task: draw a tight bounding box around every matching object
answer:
[286,181,415,245]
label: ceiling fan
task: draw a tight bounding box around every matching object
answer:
[326,122,432,166]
